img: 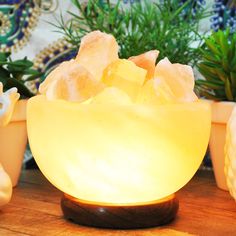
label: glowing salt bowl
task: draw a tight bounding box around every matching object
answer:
[27,95,211,205]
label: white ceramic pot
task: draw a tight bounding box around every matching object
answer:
[0,100,27,187]
[209,101,235,190]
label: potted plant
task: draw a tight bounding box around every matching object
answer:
[54,0,207,66]
[195,29,236,190]
[0,52,42,186]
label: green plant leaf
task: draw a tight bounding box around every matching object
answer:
[0,76,7,86]
[225,78,234,101]
[7,59,33,72]
[195,79,224,90]
[200,61,219,68]
[4,77,35,98]
[196,29,236,101]
[0,52,10,62]
[231,55,236,71]
[25,72,44,82]
[197,89,222,100]
[201,50,221,64]
[0,67,10,86]
[215,68,227,82]
[0,52,42,97]
[228,35,235,61]
[198,63,219,78]
[168,0,191,22]
[219,29,229,56]
[24,68,42,75]
[205,38,221,56]
[222,56,230,72]
[230,72,236,88]
[212,30,221,45]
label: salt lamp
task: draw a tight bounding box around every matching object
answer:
[102,59,147,101]
[39,60,103,102]
[76,31,119,81]
[155,58,198,103]
[27,31,211,229]
[137,78,175,105]
[129,50,159,81]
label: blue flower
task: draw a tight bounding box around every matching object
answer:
[180,0,206,16]
[211,0,236,33]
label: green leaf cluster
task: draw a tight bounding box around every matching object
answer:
[196,29,236,101]
[0,52,43,98]
[53,0,209,66]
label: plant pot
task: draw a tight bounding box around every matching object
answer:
[209,101,235,190]
[0,100,27,187]
[225,106,236,200]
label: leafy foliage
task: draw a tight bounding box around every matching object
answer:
[0,52,43,98]
[53,0,209,66]
[196,29,236,101]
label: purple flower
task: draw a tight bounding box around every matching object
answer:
[180,0,206,16]
[211,0,236,32]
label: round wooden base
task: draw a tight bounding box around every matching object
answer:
[61,194,179,229]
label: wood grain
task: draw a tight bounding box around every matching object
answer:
[0,170,235,235]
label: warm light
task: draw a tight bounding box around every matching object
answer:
[27,95,210,204]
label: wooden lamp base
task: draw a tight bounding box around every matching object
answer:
[61,194,179,229]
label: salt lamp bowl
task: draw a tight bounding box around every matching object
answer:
[27,96,210,227]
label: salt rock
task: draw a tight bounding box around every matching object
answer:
[129,50,159,81]
[137,78,175,105]
[102,59,147,101]
[0,82,20,126]
[91,87,132,105]
[39,60,103,102]
[155,58,198,103]
[76,30,119,81]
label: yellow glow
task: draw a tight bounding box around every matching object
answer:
[27,95,210,204]
[102,59,147,101]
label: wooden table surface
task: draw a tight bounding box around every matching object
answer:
[0,170,236,236]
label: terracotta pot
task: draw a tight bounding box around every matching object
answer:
[225,106,236,200]
[0,100,27,187]
[209,101,235,190]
